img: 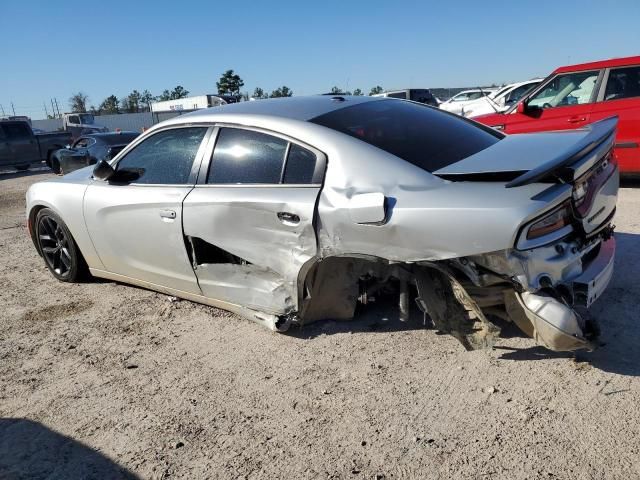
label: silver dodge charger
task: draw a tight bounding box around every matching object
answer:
[26,96,618,352]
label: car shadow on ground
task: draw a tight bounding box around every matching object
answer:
[0,418,139,479]
[289,299,430,340]
[0,165,51,181]
[498,232,640,377]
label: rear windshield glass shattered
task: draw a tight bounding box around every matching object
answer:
[310,100,502,172]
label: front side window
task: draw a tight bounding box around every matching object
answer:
[386,92,407,99]
[68,115,80,125]
[73,137,92,148]
[604,65,640,101]
[505,83,538,105]
[116,127,207,184]
[528,70,599,108]
[310,100,501,173]
[208,128,287,184]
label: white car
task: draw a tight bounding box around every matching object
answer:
[463,79,542,118]
[438,89,497,115]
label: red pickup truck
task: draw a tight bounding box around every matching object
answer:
[473,55,640,174]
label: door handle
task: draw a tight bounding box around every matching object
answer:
[159,209,176,219]
[277,211,300,224]
[568,116,587,123]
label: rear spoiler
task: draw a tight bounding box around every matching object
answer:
[505,116,618,188]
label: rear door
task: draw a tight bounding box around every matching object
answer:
[182,126,326,315]
[505,70,602,134]
[1,122,40,165]
[590,64,640,173]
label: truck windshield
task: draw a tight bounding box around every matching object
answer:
[79,114,95,125]
[310,100,502,172]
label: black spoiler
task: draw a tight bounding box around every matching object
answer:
[505,116,618,188]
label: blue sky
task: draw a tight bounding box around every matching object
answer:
[2,0,639,119]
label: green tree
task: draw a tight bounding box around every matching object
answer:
[99,95,120,114]
[369,85,384,95]
[252,87,268,99]
[217,69,244,95]
[157,89,172,101]
[121,90,142,113]
[270,86,293,98]
[170,85,189,99]
[330,86,343,94]
[352,88,363,96]
[140,90,154,111]
[69,92,89,113]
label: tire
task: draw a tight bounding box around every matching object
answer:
[35,208,87,282]
[49,156,62,175]
[15,164,30,171]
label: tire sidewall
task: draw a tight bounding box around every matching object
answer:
[35,208,81,282]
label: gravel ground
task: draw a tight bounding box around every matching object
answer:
[1,168,639,479]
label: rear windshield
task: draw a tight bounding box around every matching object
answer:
[310,100,502,172]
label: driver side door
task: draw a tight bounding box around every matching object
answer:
[506,70,602,134]
[83,125,212,294]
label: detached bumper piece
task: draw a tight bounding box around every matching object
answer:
[505,237,615,351]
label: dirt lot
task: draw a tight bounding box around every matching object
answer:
[1,169,639,480]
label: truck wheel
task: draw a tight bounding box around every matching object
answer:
[15,165,30,171]
[35,208,88,282]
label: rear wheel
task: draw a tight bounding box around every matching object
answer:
[35,208,87,282]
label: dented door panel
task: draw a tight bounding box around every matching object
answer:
[182,186,321,314]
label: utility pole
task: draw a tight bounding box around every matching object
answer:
[54,98,61,117]
[11,102,16,116]
[44,102,49,118]
[0,104,5,116]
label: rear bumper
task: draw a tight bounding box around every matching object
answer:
[507,236,615,351]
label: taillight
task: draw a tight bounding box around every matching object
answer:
[573,151,616,217]
[526,201,572,240]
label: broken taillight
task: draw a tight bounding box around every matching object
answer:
[526,201,572,240]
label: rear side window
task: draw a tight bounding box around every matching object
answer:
[2,123,31,139]
[310,100,501,172]
[284,144,317,184]
[116,127,207,184]
[604,66,640,101]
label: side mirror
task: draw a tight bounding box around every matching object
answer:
[93,160,115,180]
[516,102,526,114]
[348,192,387,225]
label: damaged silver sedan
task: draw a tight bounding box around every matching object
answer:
[26,96,618,352]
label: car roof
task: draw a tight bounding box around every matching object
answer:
[86,131,138,138]
[555,55,640,74]
[178,95,380,123]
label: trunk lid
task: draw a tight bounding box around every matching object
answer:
[433,117,619,236]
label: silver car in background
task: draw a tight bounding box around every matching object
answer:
[26,96,618,352]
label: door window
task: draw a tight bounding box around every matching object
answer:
[528,71,599,108]
[68,115,80,125]
[116,127,207,184]
[73,137,93,148]
[604,65,640,101]
[207,128,288,184]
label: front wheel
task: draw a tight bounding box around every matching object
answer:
[35,208,87,282]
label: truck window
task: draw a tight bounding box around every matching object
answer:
[68,115,80,125]
[386,92,407,99]
[2,123,31,139]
